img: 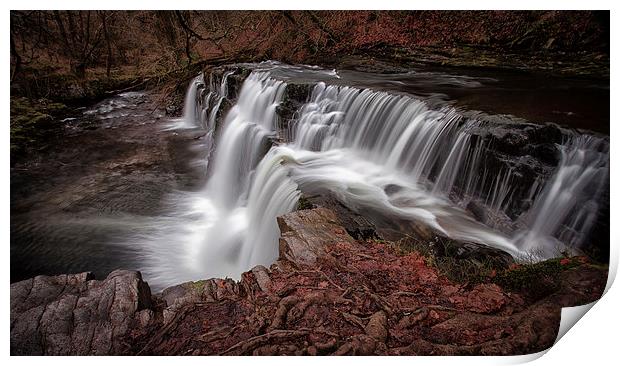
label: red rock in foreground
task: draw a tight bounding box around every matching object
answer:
[10,208,607,356]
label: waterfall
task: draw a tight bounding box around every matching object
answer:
[171,70,235,130]
[140,64,608,289]
[176,74,204,128]
[280,83,521,254]
[513,135,609,255]
[205,72,287,209]
[140,71,300,288]
[281,80,609,257]
[206,70,235,130]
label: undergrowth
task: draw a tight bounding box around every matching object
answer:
[384,235,602,301]
[10,97,68,155]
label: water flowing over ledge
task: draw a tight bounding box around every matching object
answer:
[138,62,609,289]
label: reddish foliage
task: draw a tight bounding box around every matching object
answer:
[130,209,608,356]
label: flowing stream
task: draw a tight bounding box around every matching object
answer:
[141,62,609,289]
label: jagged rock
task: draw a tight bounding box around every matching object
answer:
[136,309,155,328]
[303,193,379,240]
[433,238,515,270]
[466,200,489,224]
[251,265,272,292]
[10,270,152,355]
[277,207,359,266]
[159,277,241,324]
[277,83,313,122]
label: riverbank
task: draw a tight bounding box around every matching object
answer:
[10,91,207,282]
[10,207,608,355]
[10,44,610,163]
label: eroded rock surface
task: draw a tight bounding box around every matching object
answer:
[277,207,360,266]
[11,270,151,355]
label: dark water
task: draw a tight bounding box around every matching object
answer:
[10,92,205,282]
[262,61,609,134]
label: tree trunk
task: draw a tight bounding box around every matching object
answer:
[10,35,21,82]
[100,11,113,78]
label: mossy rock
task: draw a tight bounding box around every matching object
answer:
[297,195,315,210]
[492,256,588,301]
[277,83,313,121]
[10,97,69,156]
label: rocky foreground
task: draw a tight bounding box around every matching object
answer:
[10,207,607,356]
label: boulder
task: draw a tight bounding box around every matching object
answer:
[10,270,152,355]
[277,207,359,266]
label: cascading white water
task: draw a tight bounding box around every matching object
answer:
[280,82,521,254]
[206,70,235,130]
[513,135,609,255]
[206,72,287,209]
[281,80,609,258]
[141,64,608,289]
[140,71,300,288]
[175,74,204,128]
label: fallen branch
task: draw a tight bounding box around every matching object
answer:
[341,311,366,330]
[105,78,151,95]
[219,329,309,355]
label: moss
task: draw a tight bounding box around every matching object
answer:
[491,256,595,301]
[10,97,68,155]
[387,235,503,281]
[433,256,500,284]
[188,280,208,291]
[238,68,252,79]
[297,195,315,210]
[494,260,560,292]
[387,234,598,297]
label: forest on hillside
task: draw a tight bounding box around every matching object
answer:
[11,11,609,87]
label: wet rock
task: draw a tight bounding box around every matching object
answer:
[303,193,379,240]
[466,200,488,224]
[526,142,560,165]
[10,270,152,355]
[488,128,529,156]
[277,83,313,122]
[528,123,564,144]
[251,265,272,292]
[226,70,252,99]
[440,240,514,269]
[277,207,359,266]
[447,117,571,221]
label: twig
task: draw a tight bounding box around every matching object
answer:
[219,329,309,355]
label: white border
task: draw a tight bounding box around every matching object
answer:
[3,2,617,365]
